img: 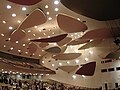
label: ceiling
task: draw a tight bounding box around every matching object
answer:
[0,0,120,76]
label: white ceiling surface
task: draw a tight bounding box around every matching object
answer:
[0,0,118,74]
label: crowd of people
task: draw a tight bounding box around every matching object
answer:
[0,74,101,90]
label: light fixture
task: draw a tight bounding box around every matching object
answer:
[10,47,13,50]
[54,0,59,5]
[25,52,28,54]
[33,34,36,36]
[52,64,55,67]
[52,32,55,34]
[2,21,6,24]
[42,61,44,64]
[82,75,86,77]
[75,60,79,64]
[12,13,16,17]
[23,44,26,47]
[22,7,26,11]
[17,20,21,23]
[1,34,4,36]
[77,18,80,21]
[59,62,62,66]
[72,75,76,79]
[67,61,70,64]
[34,26,37,28]
[9,26,13,30]
[16,41,19,43]
[7,5,11,9]
[85,57,89,61]
[55,8,59,11]
[89,50,93,54]
[18,49,21,52]
[28,30,31,32]
[46,12,50,15]
[43,33,46,35]
[3,45,6,47]
[39,54,41,57]
[45,5,49,8]
[48,17,52,20]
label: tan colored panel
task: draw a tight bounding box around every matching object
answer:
[57,37,72,46]
[78,40,102,50]
[58,65,79,73]
[45,46,61,53]
[57,14,88,33]
[19,9,47,30]
[67,39,90,46]
[10,30,26,42]
[53,53,81,60]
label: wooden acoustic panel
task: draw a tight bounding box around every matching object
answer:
[10,30,26,42]
[78,40,102,50]
[57,37,72,46]
[7,0,42,5]
[45,46,61,53]
[28,43,38,54]
[57,14,88,33]
[31,34,67,42]
[80,28,120,40]
[19,9,47,30]
[52,53,81,60]
[39,43,49,48]
[58,65,79,73]
[104,52,120,59]
[76,62,96,76]
[67,39,90,46]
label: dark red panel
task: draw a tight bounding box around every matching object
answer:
[7,0,42,5]
[76,62,96,76]
[31,34,67,42]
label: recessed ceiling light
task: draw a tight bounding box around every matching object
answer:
[55,8,59,11]
[59,62,62,66]
[67,61,70,64]
[3,45,6,47]
[1,34,4,36]
[45,5,49,8]
[75,60,79,64]
[89,50,93,54]
[9,26,13,30]
[17,20,21,23]
[85,57,89,61]
[10,47,13,50]
[54,0,59,5]
[48,17,52,20]
[28,30,31,32]
[39,30,41,32]
[39,54,41,57]
[18,50,21,52]
[77,18,80,21]
[22,7,26,11]
[12,13,16,17]
[2,21,6,24]
[48,36,50,38]
[42,50,44,52]
[42,61,44,64]
[46,12,50,15]
[28,38,30,41]
[8,38,11,40]
[43,33,46,35]
[72,75,76,79]
[52,64,55,67]
[7,5,11,9]
[23,44,25,47]
[52,32,55,34]
[16,41,19,43]
[33,34,36,36]
[34,26,37,28]
[38,37,41,39]
[25,52,28,54]
[82,75,86,78]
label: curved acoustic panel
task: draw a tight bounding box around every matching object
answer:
[39,42,49,48]
[52,53,81,60]
[57,37,72,46]
[31,34,67,42]
[67,39,90,46]
[80,28,120,40]
[7,0,42,5]
[104,52,120,59]
[19,9,47,30]
[57,14,88,33]
[60,0,120,21]
[78,40,102,50]
[76,62,96,76]
[10,30,26,42]
[58,65,79,73]
[45,46,61,53]
[28,43,38,54]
